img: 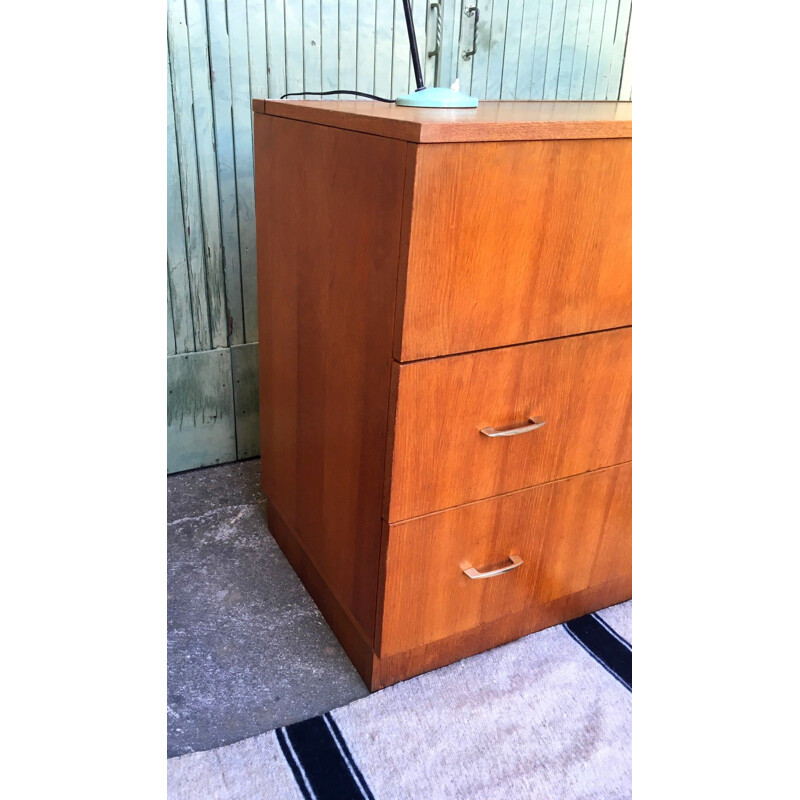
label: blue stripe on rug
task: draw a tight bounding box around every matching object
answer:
[275,727,315,800]
[564,613,632,691]
[278,715,374,800]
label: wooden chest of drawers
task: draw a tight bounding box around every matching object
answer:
[253,100,632,690]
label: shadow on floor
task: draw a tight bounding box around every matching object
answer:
[167,459,368,757]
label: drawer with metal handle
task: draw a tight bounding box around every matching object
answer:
[384,327,632,522]
[376,463,632,656]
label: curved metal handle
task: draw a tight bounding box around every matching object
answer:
[428,1,442,58]
[480,416,546,438]
[462,5,479,60]
[463,554,523,580]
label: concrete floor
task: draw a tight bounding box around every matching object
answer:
[167,459,368,758]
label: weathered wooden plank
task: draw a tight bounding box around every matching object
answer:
[339,0,359,91]
[618,4,632,100]
[569,0,594,99]
[411,0,430,89]
[485,0,509,99]
[500,0,524,98]
[420,0,437,88]
[167,66,196,355]
[514,0,540,99]
[542,0,567,99]
[247,0,269,101]
[606,0,631,100]
[304,0,323,92]
[168,349,237,473]
[207,0,245,346]
[556,0,581,99]
[374,0,395,97]
[438,0,462,90]
[357,0,377,93]
[391,0,412,97]
[285,0,305,94]
[231,342,261,460]
[593,0,621,99]
[167,277,177,355]
[227,0,259,343]
[168,0,212,351]
[320,0,339,91]
[581,0,607,98]
[266,0,288,96]
[529,0,553,99]
[467,0,494,98]
[185,0,228,350]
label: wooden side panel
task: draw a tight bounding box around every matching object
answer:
[379,464,632,656]
[387,328,632,521]
[255,114,407,635]
[168,349,237,473]
[397,137,631,361]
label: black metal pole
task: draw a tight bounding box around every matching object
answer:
[401,0,425,91]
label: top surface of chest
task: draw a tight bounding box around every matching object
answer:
[253,99,632,143]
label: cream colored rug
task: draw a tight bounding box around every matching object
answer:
[168,601,632,800]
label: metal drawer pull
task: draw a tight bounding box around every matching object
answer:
[480,417,546,438]
[463,554,523,579]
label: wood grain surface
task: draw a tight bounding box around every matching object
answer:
[377,463,631,656]
[255,113,407,636]
[386,327,632,522]
[372,574,632,689]
[254,99,632,143]
[395,137,632,361]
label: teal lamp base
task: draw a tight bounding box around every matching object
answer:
[396,86,478,108]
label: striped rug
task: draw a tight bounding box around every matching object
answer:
[168,601,632,800]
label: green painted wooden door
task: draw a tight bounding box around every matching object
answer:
[167,0,632,473]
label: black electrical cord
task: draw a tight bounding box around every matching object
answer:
[280,90,395,103]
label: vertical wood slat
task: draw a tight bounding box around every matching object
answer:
[484,0,509,100]
[513,0,539,98]
[569,0,595,99]
[606,0,631,100]
[542,0,567,98]
[227,0,259,343]
[266,0,288,96]
[439,0,462,90]
[168,0,212,351]
[467,0,493,98]
[529,0,553,98]
[167,277,177,355]
[357,0,377,92]
[594,0,622,99]
[231,342,261,460]
[411,0,429,89]
[207,0,245,346]
[303,0,323,92]
[374,0,395,98]
[555,0,581,99]
[339,0,359,90]
[285,0,305,94]
[581,0,608,98]
[618,4,632,100]
[185,0,228,350]
[500,0,524,98]
[391,0,412,97]
[320,0,339,91]
[167,65,195,355]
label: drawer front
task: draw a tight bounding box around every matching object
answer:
[395,138,631,362]
[377,463,632,656]
[386,327,631,522]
